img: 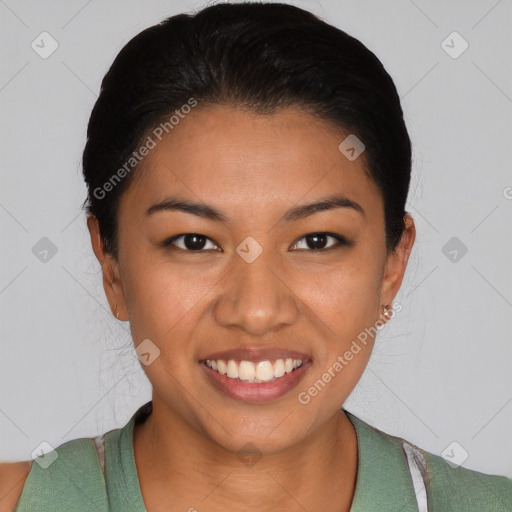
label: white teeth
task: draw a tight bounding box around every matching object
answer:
[238,360,256,381]
[273,359,285,378]
[204,357,305,383]
[255,361,274,381]
[226,359,239,379]
[217,359,227,375]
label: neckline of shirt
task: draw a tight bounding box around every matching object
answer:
[105,401,420,512]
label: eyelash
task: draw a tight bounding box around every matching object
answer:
[160,232,351,253]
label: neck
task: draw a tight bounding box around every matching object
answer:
[133,396,358,512]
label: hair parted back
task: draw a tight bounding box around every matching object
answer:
[82,1,411,257]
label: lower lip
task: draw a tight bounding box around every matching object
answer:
[200,361,312,404]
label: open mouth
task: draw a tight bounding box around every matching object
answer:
[199,350,312,403]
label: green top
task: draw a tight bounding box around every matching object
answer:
[14,401,512,511]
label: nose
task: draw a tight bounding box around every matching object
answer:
[213,249,300,336]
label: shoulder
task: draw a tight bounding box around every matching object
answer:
[9,437,108,512]
[421,449,512,511]
[393,429,512,511]
[0,461,32,512]
[346,412,512,511]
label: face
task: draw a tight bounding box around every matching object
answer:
[89,105,415,453]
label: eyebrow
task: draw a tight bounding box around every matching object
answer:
[145,194,365,221]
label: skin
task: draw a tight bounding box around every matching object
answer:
[0,461,32,511]
[86,105,415,512]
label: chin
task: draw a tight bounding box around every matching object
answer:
[199,410,312,457]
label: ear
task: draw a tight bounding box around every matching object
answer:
[379,213,416,314]
[87,214,128,321]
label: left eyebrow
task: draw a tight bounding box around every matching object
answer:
[282,195,365,221]
[145,194,365,221]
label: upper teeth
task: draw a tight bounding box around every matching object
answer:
[205,358,303,383]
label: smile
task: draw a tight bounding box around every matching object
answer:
[204,358,304,383]
[199,349,312,403]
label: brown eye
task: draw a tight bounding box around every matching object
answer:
[291,232,350,251]
[162,233,220,251]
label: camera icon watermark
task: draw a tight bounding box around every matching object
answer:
[442,236,468,263]
[338,134,365,161]
[31,441,58,469]
[134,338,161,366]
[31,31,59,59]
[237,442,262,467]
[32,237,58,263]
[441,31,468,59]
[236,236,263,263]
[441,441,469,468]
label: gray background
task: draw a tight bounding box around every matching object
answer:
[1,0,511,477]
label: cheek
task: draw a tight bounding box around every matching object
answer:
[296,257,383,338]
[292,254,382,399]
[120,250,214,347]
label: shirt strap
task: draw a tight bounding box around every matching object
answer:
[93,434,106,475]
[402,440,429,512]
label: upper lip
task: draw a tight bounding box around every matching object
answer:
[200,347,312,363]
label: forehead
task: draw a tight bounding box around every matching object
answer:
[120,105,381,221]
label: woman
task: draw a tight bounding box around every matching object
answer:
[2,2,511,511]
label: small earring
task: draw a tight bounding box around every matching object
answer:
[114,303,120,319]
[382,304,391,319]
